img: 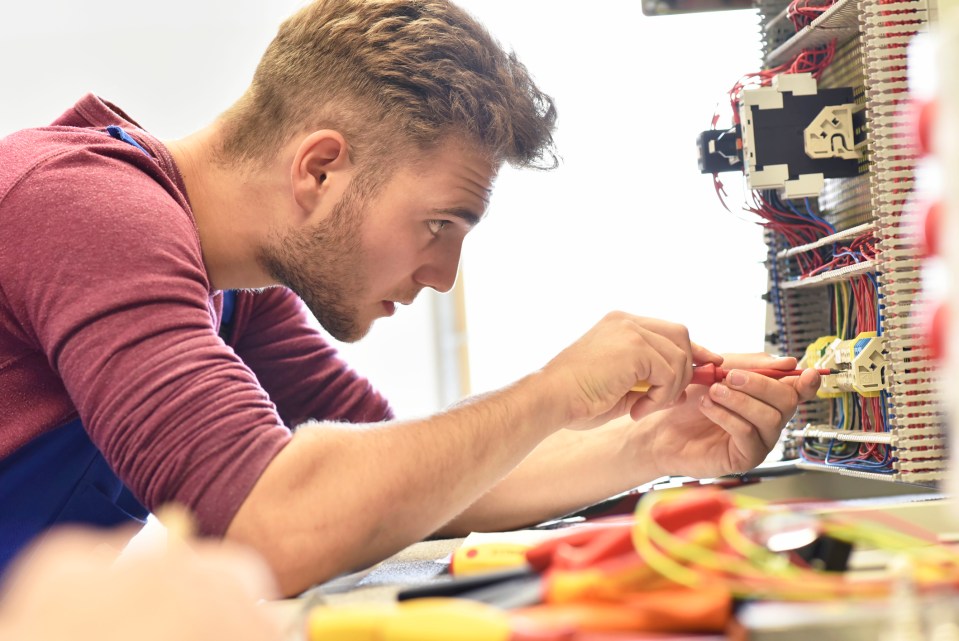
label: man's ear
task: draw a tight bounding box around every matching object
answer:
[290,130,352,219]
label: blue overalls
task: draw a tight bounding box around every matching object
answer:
[0,125,236,577]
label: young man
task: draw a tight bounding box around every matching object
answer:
[0,0,820,595]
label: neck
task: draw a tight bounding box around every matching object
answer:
[164,125,279,291]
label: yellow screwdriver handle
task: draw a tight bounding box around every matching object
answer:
[450,542,531,576]
[306,599,512,641]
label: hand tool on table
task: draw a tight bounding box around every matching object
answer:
[306,596,577,640]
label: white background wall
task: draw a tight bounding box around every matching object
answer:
[0,1,767,418]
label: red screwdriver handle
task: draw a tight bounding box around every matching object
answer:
[689,363,725,385]
[691,365,827,385]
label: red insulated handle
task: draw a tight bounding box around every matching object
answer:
[689,363,725,385]
[689,365,828,386]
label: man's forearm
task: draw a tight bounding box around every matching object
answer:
[436,415,663,536]
[224,372,560,596]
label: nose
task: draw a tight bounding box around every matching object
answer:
[413,240,463,294]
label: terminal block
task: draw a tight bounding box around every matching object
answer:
[832,332,888,397]
[803,333,889,398]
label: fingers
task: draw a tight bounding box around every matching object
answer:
[717,353,821,402]
[625,316,724,405]
[794,368,823,402]
[545,312,723,429]
[628,324,692,406]
[630,390,687,421]
[699,369,802,464]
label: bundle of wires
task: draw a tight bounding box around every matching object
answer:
[804,234,877,278]
[714,38,837,134]
[631,487,959,601]
[787,0,838,30]
[789,40,837,76]
[749,191,836,277]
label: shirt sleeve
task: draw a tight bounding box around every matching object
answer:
[0,145,291,536]
[225,288,394,427]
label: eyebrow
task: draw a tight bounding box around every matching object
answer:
[431,207,483,228]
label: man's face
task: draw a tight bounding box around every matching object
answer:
[260,139,496,342]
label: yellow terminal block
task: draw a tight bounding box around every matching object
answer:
[833,332,887,397]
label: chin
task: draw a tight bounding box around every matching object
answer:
[331,319,374,344]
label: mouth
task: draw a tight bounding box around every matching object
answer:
[382,292,420,317]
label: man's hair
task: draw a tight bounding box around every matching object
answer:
[218,0,557,171]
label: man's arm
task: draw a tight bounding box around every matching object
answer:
[434,416,652,536]
[226,374,555,596]
[226,312,720,596]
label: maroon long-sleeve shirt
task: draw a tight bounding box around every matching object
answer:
[0,94,393,536]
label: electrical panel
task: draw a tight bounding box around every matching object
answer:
[698,0,945,485]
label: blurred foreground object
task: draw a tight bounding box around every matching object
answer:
[0,507,282,641]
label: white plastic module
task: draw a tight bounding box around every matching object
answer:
[804,104,864,160]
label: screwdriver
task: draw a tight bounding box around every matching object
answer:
[630,362,834,393]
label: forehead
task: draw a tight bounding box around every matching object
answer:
[403,138,498,208]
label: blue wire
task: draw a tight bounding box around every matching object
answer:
[832,249,862,262]
[803,197,837,234]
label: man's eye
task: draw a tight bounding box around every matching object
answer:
[427,220,450,234]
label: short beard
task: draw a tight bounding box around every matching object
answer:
[258,184,367,342]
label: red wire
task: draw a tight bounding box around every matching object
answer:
[787,0,837,30]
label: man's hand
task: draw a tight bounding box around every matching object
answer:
[635,352,821,478]
[540,312,723,430]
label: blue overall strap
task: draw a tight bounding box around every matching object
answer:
[105,124,150,155]
[0,419,148,577]
[219,289,237,338]
[222,289,236,325]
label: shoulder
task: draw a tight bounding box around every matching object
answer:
[0,127,203,277]
[2,127,189,219]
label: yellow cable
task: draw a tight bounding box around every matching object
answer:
[629,488,959,602]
